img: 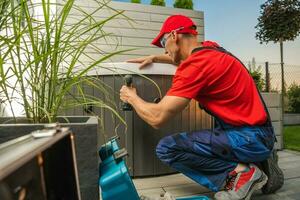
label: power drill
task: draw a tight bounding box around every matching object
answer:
[121,75,133,111]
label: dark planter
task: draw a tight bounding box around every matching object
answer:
[0,116,99,200]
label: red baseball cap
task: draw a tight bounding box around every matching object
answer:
[151,15,198,48]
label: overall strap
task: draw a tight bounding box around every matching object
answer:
[192,46,272,127]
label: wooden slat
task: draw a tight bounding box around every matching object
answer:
[61,34,204,48]
[101,27,205,38]
[154,75,169,175]
[149,12,202,23]
[90,37,154,47]
[195,104,202,130]
[84,45,166,56]
[181,103,190,132]
[82,81,94,116]
[62,85,77,115]
[189,100,196,131]
[72,84,84,116]
[68,8,151,21]
[156,76,176,174]
[92,76,106,145]
[64,12,203,28]
[102,76,115,137]
[133,76,155,176]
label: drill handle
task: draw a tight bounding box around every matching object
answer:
[121,75,133,111]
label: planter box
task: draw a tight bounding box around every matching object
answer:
[0,116,99,200]
[0,128,80,200]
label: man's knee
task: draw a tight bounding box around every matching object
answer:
[156,135,177,163]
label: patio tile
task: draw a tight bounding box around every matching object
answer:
[137,188,165,199]
[163,183,210,197]
[132,150,300,199]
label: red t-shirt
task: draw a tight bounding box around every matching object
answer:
[166,41,267,126]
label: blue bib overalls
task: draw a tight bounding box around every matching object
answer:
[156,118,275,192]
[156,47,276,192]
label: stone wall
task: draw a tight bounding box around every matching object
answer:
[284,114,300,125]
[59,0,205,62]
[261,93,283,150]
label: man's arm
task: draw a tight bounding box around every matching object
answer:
[120,86,190,129]
[126,54,175,69]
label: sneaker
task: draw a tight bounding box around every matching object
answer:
[260,150,284,194]
[214,164,268,200]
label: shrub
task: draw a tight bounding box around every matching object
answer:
[249,70,265,91]
[247,58,265,91]
[287,83,300,113]
[151,0,165,6]
[173,0,193,10]
[131,0,141,3]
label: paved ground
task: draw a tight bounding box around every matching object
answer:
[133,150,300,200]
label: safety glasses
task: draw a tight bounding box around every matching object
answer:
[160,26,184,48]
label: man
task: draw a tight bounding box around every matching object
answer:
[120,15,283,200]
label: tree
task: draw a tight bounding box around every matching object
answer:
[151,0,165,6]
[131,0,141,3]
[287,83,300,113]
[173,0,193,10]
[255,0,300,108]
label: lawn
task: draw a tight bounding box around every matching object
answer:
[284,125,300,151]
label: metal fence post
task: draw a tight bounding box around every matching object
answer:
[265,62,270,92]
[280,41,285,113]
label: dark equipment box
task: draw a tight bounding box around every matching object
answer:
[0,128,81,200]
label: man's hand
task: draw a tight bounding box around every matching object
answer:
[126,55,155,69]
[119,89,190,129]
[126,54,175,69]
[120,85,138,103]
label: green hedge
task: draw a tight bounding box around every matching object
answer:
[151,0,165,6]
[287,83,300,113]
[131,0,141,3]
[173,0,193,10]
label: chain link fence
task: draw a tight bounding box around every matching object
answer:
[243,60,300,113]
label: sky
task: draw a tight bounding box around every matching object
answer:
[115,0,300,65]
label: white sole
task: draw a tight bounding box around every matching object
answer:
[244,173,268,200]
